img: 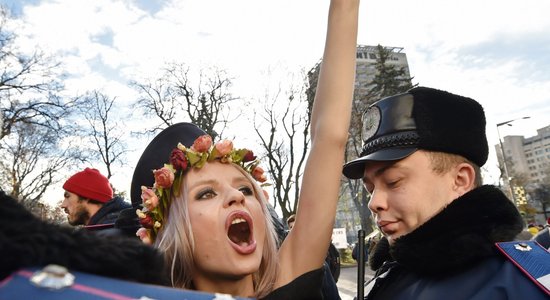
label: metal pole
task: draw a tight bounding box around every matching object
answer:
[357,229,365,300]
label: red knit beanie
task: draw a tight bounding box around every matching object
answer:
[63,168,113,203]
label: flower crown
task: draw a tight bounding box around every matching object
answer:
[135,134,267,244]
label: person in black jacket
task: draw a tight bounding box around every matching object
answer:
[61,168,134,237]
[342,87,549,299]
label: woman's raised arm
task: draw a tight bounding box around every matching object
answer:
[277,0,359,286]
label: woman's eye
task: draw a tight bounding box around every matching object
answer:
[239,186,254,195]
[196,189,216,200]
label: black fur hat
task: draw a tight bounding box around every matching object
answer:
[343,86,488,179]
[130,123,206,207]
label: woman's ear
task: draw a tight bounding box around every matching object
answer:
[453,162,476,197]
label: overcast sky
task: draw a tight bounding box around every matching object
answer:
[2,0,550,201]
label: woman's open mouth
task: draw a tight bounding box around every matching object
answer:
[226,211,257,255]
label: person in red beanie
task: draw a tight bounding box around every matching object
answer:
[61,168,133,236]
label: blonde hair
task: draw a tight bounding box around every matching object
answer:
[154,163,279,298]
[425,151,482,187]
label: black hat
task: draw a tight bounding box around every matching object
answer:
[342,86,488,179]
[130,123,206,207]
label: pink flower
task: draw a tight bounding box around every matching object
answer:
[136,228,152,245]
[192,135,213,153]
[141,186,159,210]
[215,140,233,157]
[153,167,174,188]
[252,166,267,183]
[170,148,188,171]
[243,150,256,162]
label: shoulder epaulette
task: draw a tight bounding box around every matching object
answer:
[0,265,253,299]
[495,240,550,296]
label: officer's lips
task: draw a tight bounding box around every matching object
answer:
[377,220,398,234]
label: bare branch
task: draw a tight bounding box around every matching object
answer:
[79,90,128,179]
[131,63,236,139]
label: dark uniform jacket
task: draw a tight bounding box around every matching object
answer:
[364,185,548,300]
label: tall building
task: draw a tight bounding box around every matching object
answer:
[496,124,550,224]
[307,45,411,108]
[355,45,411,95]
[496,124,550,183]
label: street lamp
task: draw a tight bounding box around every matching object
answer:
[496,116,530,206]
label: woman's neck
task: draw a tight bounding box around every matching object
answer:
[192,273,255,297]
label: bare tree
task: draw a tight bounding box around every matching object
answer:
[130,75,178,130]
[131,63,236,139]
[0,7,67,141]
[79,90,128,179]
[253,74,310,221]
[0,7,89,212]
[0,122,84,209]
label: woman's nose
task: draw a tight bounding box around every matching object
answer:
[223,187,246,208]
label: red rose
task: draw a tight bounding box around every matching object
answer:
[243,150,256,162]
[192,135,213,152]
[170,148,188,170]
[138,214,154,229]
[153,167,174,188]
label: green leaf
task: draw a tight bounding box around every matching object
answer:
[187,151,202,166]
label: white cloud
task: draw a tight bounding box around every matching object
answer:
[7,0,550,194]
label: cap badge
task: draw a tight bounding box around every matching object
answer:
[362,106,381,142]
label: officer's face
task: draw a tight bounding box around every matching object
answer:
[363,150,460,244]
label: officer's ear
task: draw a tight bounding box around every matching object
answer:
[453,162,475,197]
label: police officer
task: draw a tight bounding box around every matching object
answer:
[343,87,549,299]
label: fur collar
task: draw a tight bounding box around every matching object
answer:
[0,191,168,284]
[370,185,523,275]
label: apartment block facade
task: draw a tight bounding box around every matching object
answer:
[496,125,550,183]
